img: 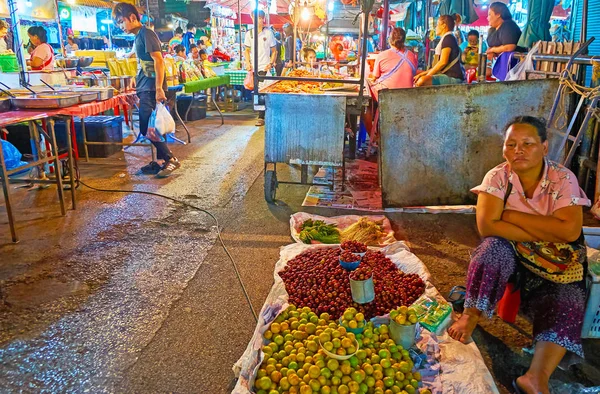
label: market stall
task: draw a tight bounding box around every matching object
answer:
[254,0,373,203]
[233,213,500,394]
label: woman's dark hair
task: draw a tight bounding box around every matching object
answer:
[489,2,513,21]
[504,116,548,142]
[197,39,205,45]
[112,3,140,22]
[389,27,406,50]
[302,47,316,61]
[199,49,207,55]
[438,15,456,31]
[27,26,47,43]
[174,44,185,54]
[189,44,197,50]
[468,29,479,38]
[187,23,196,30]
[175,27,183,35]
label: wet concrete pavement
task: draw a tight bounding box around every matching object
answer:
[1,110,599,393]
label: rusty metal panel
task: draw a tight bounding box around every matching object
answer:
[265,93,346,166]
[379,79,560,207]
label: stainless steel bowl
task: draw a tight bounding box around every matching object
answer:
[67,76,95,87]
[56,58,79,69]
[78,56,94,68]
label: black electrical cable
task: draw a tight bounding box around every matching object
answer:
[78,179,259,323]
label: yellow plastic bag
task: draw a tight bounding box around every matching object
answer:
[107,58,120,76]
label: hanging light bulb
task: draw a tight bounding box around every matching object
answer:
[327,1,334,12]
[301,7,310,20]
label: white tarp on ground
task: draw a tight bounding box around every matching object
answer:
[232,241,499,394]
[289,212,397,246]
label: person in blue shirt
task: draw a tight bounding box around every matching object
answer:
[182,23,196,54]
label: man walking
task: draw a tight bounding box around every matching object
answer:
[113,3,180,177]
[244,10,277,126]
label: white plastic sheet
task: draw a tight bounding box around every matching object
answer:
[232,241,499,394]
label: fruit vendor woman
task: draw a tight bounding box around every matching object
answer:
[448,116,590,394]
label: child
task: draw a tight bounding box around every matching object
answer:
[460,30,486,70]
[173,44,186,62]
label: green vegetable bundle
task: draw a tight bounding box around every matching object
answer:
[298,219,341,244]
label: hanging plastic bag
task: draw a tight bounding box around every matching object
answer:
[244,71,254,90]
[506,42,541,81]
[154,102,176,136]
[146,108,164,142]
[1,139,27,170]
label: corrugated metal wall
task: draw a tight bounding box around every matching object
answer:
[572,0,600,85]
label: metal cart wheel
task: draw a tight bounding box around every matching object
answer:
[264,169,278,204]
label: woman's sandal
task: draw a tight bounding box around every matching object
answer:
[448,285,466,313]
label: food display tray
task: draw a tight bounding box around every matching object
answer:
[10,95,81,109]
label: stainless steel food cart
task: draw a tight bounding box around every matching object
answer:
[263,90,365,202]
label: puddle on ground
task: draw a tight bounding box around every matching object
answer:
[5,279,90,309]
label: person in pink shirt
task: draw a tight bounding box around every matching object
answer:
[448,116,590,394]
[363,28,417,147]
[370,27,417,100]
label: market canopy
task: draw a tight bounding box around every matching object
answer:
[0,0,57,20]
[58,0,115,8]
[216,0,293,15]
[438,0,479,25]
[239,12,292,27]
[518,0,554,47]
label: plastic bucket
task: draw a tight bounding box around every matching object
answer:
[350,276,375,304]
[389,320,417,349]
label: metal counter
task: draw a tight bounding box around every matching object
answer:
[378,79,560,207]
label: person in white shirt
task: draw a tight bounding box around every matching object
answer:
[65,36,79,53]
[0,20,8,52]
[244,10,277,126]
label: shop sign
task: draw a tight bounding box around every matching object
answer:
[59,4,72,21]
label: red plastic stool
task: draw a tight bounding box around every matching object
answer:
[497,283,521,323]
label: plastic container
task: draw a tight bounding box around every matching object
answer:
[338,317,365,335]
[318,338,359,360]
[350,276,375,304]
[339,257,360,271]
[0,53,19,72]
[54,116,124,158]
[340,245,367,259]
[389,320,417,349]
[339,245,367,258]
[582,265,600,339]
[175,94,207,121]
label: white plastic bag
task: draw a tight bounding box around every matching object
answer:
[506,42,541,81]
[154,102,176,136]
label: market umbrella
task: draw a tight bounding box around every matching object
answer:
[518,0,554,48]
[438,0,478,25]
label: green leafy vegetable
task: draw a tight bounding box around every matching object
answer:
[299,219,341,244]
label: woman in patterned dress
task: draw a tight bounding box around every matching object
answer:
[448,116,590,394]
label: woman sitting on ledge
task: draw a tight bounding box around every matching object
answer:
[448,116,590,394]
